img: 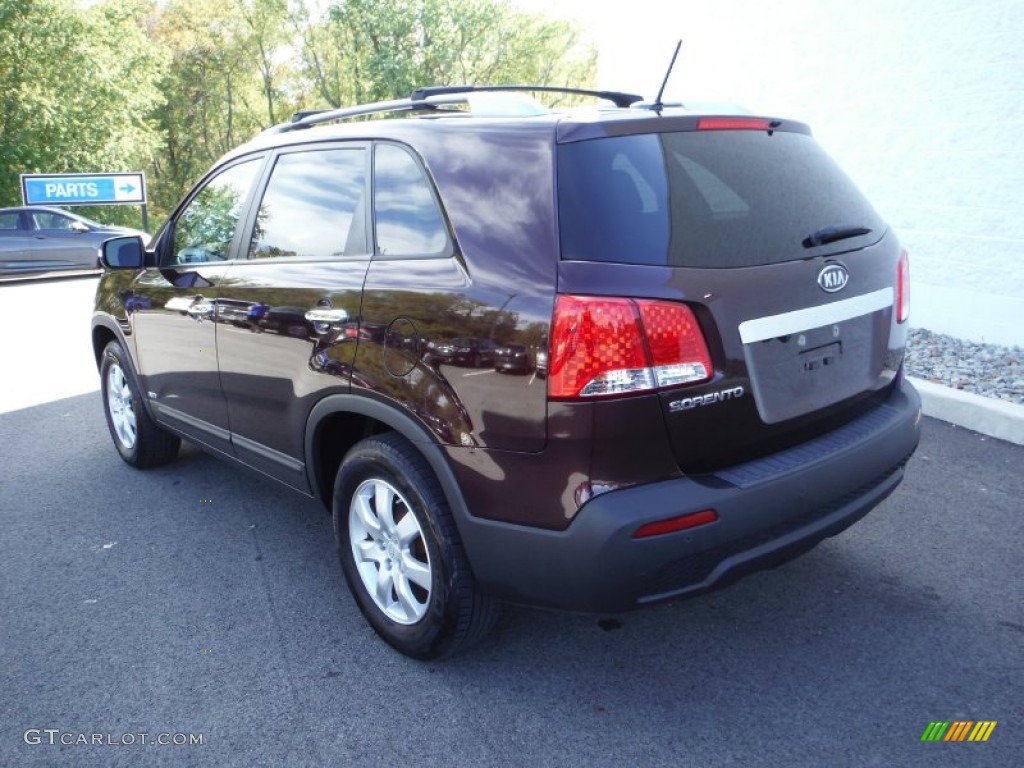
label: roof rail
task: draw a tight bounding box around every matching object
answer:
[409,85,644,108]
[268,84,643,134]
[269,97,431,133]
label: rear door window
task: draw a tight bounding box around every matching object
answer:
[557,130,885,268]
[249,147,368,259]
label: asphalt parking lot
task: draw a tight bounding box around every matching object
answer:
[1,277,1021,767]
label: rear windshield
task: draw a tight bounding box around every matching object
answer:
[557,129,885,268]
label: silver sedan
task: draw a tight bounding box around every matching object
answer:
[0,206,149,276]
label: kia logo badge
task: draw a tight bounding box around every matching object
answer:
[818,263,849,293]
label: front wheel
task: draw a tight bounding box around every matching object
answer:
[100,340,180,468]
[333,433,498,659]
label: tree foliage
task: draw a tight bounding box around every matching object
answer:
[152,0,265,212]
[298,0,596,107]
[0,0,166,209]
[0,0,597,220]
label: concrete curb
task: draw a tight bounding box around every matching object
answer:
[908,376,1024,446]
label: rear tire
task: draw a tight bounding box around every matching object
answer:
[100,340,180,468]
[333,433,499,659]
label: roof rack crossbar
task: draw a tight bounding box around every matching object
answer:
[269,84,644,133]
[410,85,643,108]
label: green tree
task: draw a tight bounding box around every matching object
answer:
[151,0,258,212]
[0,0,165,209]
[295,0,597,108]
[2,0,597,223]
[150,0,302,212]
[236,0,292,125]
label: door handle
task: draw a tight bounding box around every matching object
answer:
[304,308,348,324]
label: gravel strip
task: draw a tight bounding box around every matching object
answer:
[906,327,1024,405]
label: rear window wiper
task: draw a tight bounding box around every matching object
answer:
[802,225,872,248]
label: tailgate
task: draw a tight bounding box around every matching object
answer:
[555,118,909,472]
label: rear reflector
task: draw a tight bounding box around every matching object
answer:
[633,509,719,538]
[697,117,773,131]
[548,295,712,399]
[896,249,910,323]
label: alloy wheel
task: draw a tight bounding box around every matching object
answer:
[106,363,137,450]
[348,478,432,625]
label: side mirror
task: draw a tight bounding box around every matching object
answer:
[70,221,90,233]
[101,236,145,269]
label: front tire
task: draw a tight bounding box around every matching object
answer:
[333,433,498,659]
[100,340,180,468]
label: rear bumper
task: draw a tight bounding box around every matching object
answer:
[457,380,921,612]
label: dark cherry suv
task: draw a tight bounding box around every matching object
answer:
[92,86,921,659]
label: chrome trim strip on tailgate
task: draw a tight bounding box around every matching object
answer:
[738,288,893,344]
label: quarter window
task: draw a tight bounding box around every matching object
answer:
[171,158,261,265]
[249,148,367,259]
[373,144,448,257]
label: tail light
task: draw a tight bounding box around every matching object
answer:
[698,118,773,131]
[548,295,712,399]
[896,249,910,323]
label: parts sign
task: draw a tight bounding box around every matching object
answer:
[21,172,147,206]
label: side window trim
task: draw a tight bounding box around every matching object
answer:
[370,140,456,261]
[238,140,372,263]
[157,153,268,267]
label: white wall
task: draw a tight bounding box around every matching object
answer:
[523,0,1024,345]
